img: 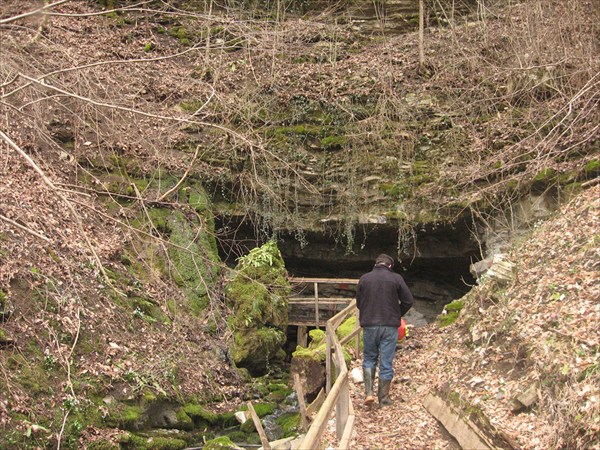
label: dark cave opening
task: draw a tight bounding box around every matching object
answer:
[215,215,480,344]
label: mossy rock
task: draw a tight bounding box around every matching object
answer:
[244,402,276,418]
[86,440,120,450]
[105,404,144,430]
[240,417,257,433]
[182,403,219,425]
[222,430,248,443]
[139,185,219,314]
[438,299,464,327]
[226,241,290,375]
[230,327,287,375]
[202,436,243,450]
[583,159,599,178]
[531,168,557,192]
[119,432,187,450]
[275,412,301,437]
[266,389,290,403]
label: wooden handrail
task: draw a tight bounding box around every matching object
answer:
[289,277,359,284]
[299,299,358,449]
[289,277,358,330]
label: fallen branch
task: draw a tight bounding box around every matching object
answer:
[0,0,70,24]
[0,213,51,242]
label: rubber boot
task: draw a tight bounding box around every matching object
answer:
[378,379,393,407]
[363,368,376,406]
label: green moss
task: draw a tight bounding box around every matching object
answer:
[86,440,120,450]
[122,405,143,425]
[292,326,329,357]
[533,168,557,182]
[175,409,193,430]
[240,417,257,433]
[321,135,346,150]
[584,159,599,175]
[202,436,239,449]
[130,297,169,324]
[179,100,204,113]
[218,411,238,428]
[276,412,301,437]
[182,403,218,425]
[223,430,248,442]
[168,26,192,46]
[564,182,582,194]
[119,432,186,450]
[141,187,219,315]
[143,42,155,52]
[106,404,142,430]
[249,403,276,417]
[558,170,578,185]
[438,299,464,327]
[266,389,289,403]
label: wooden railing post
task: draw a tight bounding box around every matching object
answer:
[355,308,360,358]
[325,323,332,393]
[314,281,320,328]
[336,372,349,439]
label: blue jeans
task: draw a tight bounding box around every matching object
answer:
[362,326,398,381]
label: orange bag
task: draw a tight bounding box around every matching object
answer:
[398,318,407,341]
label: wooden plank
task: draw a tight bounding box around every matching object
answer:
[354,309,360,358]
[325,326,332,393]
[289,277,359,284]
[314,282,320,329]
[339,326,361,346]
[293,373,310,432]
[423,393,495,450]
[329,300,357,329]
[247,402,271,450]
[336,376,349,439]
[297,326,308,348]
[288,297,353,303]
[338,414,355,450]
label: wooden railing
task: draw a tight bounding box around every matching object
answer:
[288,278,358,341]
[298,298,361,450]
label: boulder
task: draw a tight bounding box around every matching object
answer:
[225,241,290,375]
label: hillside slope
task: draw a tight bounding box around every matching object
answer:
[0,0,598,448]
[427,184,599,449]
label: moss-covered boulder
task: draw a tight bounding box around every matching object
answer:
[225,241,290,375]
[202,436,244,450]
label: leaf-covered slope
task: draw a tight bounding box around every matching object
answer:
[427,184,599,449]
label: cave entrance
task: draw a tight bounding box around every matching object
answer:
[216,215,480,347]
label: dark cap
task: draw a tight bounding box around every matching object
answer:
[375,254,394,267]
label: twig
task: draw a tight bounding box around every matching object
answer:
[0,213,51,242]
[0,0,70,24]
[156,145,200,202]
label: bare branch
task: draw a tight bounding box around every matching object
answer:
[0,0,70,25]
[0,213,51,242]
[156,145,200,202]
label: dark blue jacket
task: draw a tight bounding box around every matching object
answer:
[356,264,413,327]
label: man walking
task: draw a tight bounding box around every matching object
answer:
[356,254,414,407]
